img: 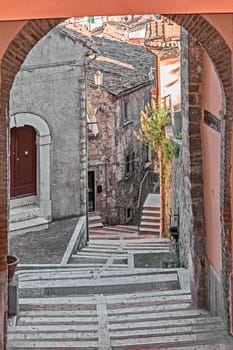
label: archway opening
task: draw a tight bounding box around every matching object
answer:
[0,13,232,349]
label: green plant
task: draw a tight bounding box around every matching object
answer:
[162,139,179,163]
[134,99,178,165]
[175,132,182,140]
[174,243,185,268]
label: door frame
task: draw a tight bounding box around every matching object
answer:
[10,125,37,198]
[10,113,51,221]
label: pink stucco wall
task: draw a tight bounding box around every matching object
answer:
[202,52,222,275]
[203,14,233,50]
[160,56,181,111]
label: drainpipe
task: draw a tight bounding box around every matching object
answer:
[159,150,163,238]
[156,55,161,100]
[156,55,163,237]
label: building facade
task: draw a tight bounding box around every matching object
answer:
[9,26,96,231]
[86,34,155,225]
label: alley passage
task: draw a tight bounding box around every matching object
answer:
[8,225,233,349]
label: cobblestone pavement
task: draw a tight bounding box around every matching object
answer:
[9,217,78,264]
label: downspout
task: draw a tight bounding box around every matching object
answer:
[156,54,163,237]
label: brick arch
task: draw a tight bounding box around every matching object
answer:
[167,14,233,326]
[0,18,64,350]
[0,14,232,348]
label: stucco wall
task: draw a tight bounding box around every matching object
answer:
[160,56,181,111]
[202,52,222,276]
[10,27,88,219]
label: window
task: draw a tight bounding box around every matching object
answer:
[125,151,135,176]
[126,208,133,220]
[123,101,130,123]
[144,90,152,107]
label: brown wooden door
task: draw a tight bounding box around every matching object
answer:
[10,126,36,198]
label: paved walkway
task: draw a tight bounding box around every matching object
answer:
[9,217,78,264]
[7,224,233,349]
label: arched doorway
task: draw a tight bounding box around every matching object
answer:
[9,113,52,230]
[10,126,36,198]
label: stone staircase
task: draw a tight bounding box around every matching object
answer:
[7,225,233,349]
[88,211,103,229]
[139,194,161,236]
[139,205,161,235]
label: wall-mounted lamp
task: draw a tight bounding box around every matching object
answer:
[94,70,103,87]
[148,67,155,82]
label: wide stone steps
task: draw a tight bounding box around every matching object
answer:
[8,289,232,349]
[8,224,233,349]
[71,228,174,267]
[17,267,179,298]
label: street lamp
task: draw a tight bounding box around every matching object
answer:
[94,70,103,87]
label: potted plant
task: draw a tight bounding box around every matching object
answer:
[7,255,19,282]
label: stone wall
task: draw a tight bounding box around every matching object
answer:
[115,87,151,225]
[172,28,192,268]
[10,27,88,220]
[172,29,208,308]
[87,88,118,224]
[87,85,151,225]
[168,14,233,328]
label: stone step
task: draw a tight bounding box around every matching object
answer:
[110,331,230,349]
[88,213,103,228]
[18,271,179,297]
[17,289,192,310]
[140,221,160,229]
[10,217,49,235]
[7,339,98,349]
[88,238,170,245]
[88,222,104,228]
[10,204,41,223]
[142,206,160,212]
[139,227,160,235]
[141,215,160,222]
[18,267,179,282]
[90,226,137,235]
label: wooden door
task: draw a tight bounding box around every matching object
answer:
[88,171,95,212]
[10,126,36,198]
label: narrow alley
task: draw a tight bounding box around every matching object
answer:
[8,219,233,349]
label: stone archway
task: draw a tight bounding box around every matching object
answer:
[0,14,232,348]
[167,14,233,329]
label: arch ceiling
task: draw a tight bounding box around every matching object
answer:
[0,0,233,21]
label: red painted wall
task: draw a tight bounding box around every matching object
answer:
[0,1,233,21]
[202,52,222,275]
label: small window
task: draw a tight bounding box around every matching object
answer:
[126,208,133,219]
[123,101,129,123]
[144,90,152,107]
[125,151,135,176]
